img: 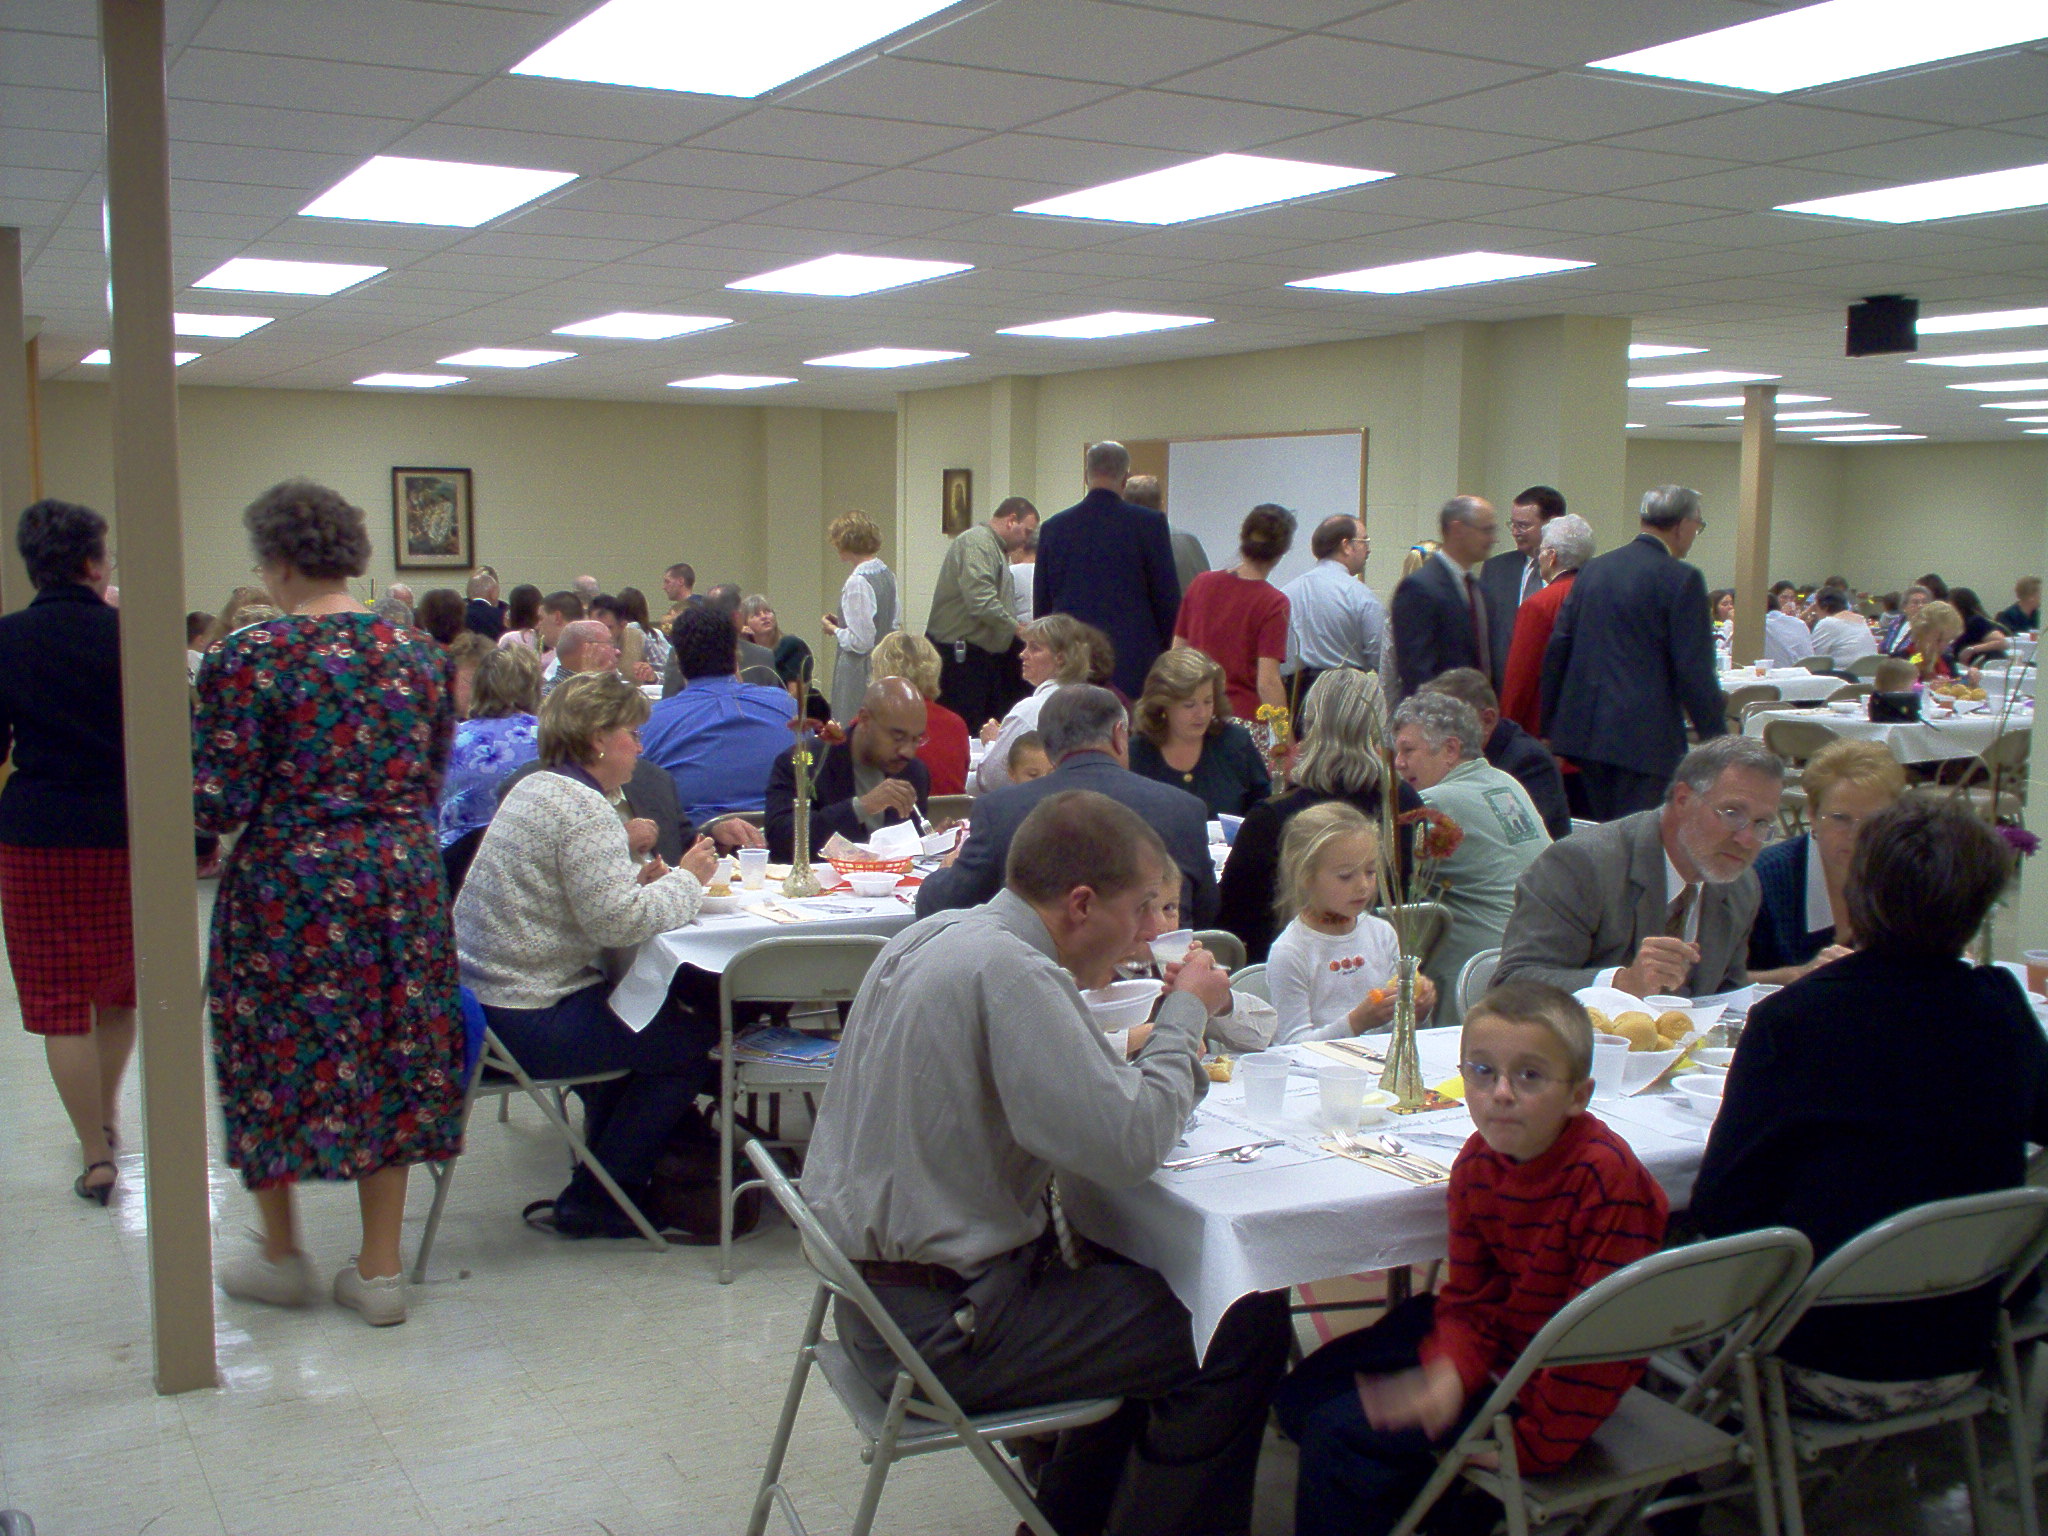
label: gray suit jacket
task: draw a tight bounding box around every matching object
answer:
[1492,809,1757,998]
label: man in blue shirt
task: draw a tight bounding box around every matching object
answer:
[642,604,796,825]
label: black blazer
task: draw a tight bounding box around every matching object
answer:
[1693,950,2048,1380]
[1478,550,1533,682]
[1486,717,1571,841]
[1034,487,1182,699]
[0,584,126,848]
[1540,532,1725,783]
[464,597,505,641]
[764,735,929,863]
[915,752,1215,926]
[1391,555,1502,701]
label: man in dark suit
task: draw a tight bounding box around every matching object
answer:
[1540,484,1726,821]
[917,684,1216,926]
[1034,441,1181,699]
[1420,668,1572,841]
[1493,736,1781,999]
[1479,485,1565,681]
[1390,494,1501,699]
[765,677,931,862]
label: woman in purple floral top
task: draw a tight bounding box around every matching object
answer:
[194,479,464,1328]
[438,645,542,847]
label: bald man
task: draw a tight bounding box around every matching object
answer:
[764,676,932,862]
[543,618,617,697]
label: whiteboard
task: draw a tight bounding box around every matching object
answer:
[1164,431,1365,591]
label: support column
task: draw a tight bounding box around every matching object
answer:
[1732,384,1778,669]
[2013,452,2048,963]
[0,228,33,610]
[988,375,1038,507]
[101,0,217,1395]
[1415,323,1490,529]
[760,406,827,662]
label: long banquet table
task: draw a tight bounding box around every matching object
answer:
[1742,702,2030,764]
[1064,1030,1712,1356]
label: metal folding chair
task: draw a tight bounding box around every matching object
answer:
[1376,900,1451,974]
[1455,947,1500,1016]
[1194,927,1246,972]
[717,935,888,1284]
[926,792,973,824]
[1388,1228,1813,1536]
[741,1140,1122,1536]
[1752,1187,2048,1536]
[1229,962,1269,1003]
[1797,654,1836,674]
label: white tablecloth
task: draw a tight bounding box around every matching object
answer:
[1064,1032,1709,1357]
[1981,661,2038,699]
[1742,704,2029,764]
[1720,669,1840,704]
[607,895,917,1027]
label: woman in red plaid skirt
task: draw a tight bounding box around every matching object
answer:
[0,499,135,1205]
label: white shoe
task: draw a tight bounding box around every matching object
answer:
[218,1243,317,1307]
[333,1261,408,1326]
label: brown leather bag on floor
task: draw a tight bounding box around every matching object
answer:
[642,1136,762,1245]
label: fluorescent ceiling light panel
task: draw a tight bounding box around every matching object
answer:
[1289,251,1592,295]
[193,257,384,295]
[511,0,956,97]
[437,347,575,368]
[805,348,967,369]
[729,254,970,297]
[1629,370,1781,388]
[999,311,1213,340]
[1949,377,2048,391]
[1767,410,1869,421]
[1670,394,1827,407]
[79,349,199,366]
[1628,343,1706,359]
[2007,415,2048,422]
[173,312,271,338]
[1816,433,1927,442]
[1919,306,2048,335]
[1983,399,2048,409]
[300,156,575,228]
[1778,159,2048,223]
[1909,348,2048,367]
[2028,429,2048,435]
[1590,0,2048,93]
[668,374,796,390]
[1779,422,1902,432]
[355,373,466,388]
[1015,154,1390,226]
[554,312,731,340]
[1625,422,1647,429]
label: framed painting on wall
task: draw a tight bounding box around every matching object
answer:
[391,467,473,569]
[942,467,972,536]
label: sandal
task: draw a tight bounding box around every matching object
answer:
[74,1160,116,1206]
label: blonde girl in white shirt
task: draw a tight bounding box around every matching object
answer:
[1266,801,1437,1043]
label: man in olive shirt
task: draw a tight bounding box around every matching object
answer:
[926,495,1037,729]
[804,790,1291,1536]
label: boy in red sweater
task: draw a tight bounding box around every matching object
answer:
[1274,980,1668,1536]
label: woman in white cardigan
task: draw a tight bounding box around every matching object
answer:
[455,672,718,1238]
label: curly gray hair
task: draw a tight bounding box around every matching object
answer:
[244,479,371,580]
[1391,691,1483,760]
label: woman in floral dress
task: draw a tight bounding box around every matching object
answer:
[195,479,465,1328]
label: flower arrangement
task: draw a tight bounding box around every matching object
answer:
[1373,765,1465,1108]
[1254,701,1296,789]
[782,714,846,898]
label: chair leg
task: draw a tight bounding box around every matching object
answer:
[1738,1350,1782,1536]
[1960,1414,1990,1536]
[848,1376,915,1536]
[1765,1357,1807,1536]
[410,1159,456,1285]
[720,1043,738,1284]
[1999,1323,2044,1536]
[747,1287,828,1536]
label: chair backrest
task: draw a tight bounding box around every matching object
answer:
[1758,1188,2048,1354]
[1984,726,2032,772]
[1762,718,1839,766]
[1456,948,1500,1016]
[1195,928,1247,972]
[927,793,973,825]
[1847,652,1888,679]
[1826,682,1873,703]
[1378,901,1450,971]
[1798,654,1836,674]
[1725,684,1781,719]
[740,664,785,689]
[721,935,889,1017]
[1230,962,1269,1003]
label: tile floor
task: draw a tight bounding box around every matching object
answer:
[0,891,2032,1534]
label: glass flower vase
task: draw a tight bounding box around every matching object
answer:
[781,754,824,899]
[1378,953,1426,1110]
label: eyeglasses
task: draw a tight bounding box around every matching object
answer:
[1815,810,1879,834]
[1458,1062,1568,1095]
[874,726,930,750]
[1710,803,1777,841]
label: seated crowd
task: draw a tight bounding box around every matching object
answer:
[17,458,2048,1536]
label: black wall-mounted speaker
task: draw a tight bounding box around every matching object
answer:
[1847,294,1918,357]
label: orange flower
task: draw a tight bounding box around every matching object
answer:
[1398,805,1464,861]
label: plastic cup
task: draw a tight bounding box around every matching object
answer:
[738,848,768,890]
[1591,1037,1630,1100]
[1149,928,1194,968]
[2026,951,2048,995]
[1238,1053,1291,1124]
[1206,819,1226,845]
[1317,1064,1373,1134]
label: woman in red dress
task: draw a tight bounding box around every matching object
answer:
[1174,504,1296,719]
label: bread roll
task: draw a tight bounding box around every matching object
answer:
[1655,1010,1692,1041]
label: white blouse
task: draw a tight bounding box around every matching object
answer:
[1266,913,1403,1044]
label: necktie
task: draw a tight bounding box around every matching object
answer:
[1521,559,1541,606]
[1465,573,1490,680]
[1665,884,1700,940]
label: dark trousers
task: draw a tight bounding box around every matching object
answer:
[843,1253,1291,1536]
[1274,1298,1490,1536]
[1573,758,1670,821]
[480,981,715,1193]
[932,630,1017,732]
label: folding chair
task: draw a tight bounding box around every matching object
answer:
[1907,728,2030,825]
[1752,1186,2048,1536]
[1797,655,1836,675]
[1758,1189,2048,1536]
[1377,901,1450,974]
[1229,962,1269,1003]
[1825,682,1872,705]
[1763,718,1838,835]
[1388,1227,1813,1536]
[412,1023,666,1283]
[926,792,972,824]
[717,935,888,1284]
[1194,928,1246,971]
[741,1140,1123,1536]
[1847,653,1888,680]
[1455,947,1500,1015]
[1726,684,1781,735]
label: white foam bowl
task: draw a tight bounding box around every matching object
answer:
[1693,1046,1737,1069]
[1672,1073,1725,1119]
[1355,1088,1398,1127]
[1644,995,1726,1035]
[845,872,902,897]
[1149,928,1194,967]
[1082,978,1165,1030]
[698,892,751,914]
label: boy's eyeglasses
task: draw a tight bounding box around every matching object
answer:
[1457,1062,1567,1095]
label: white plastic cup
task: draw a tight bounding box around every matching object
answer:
[1149,928,1194,968]
[1317,1064,1372,1134]
[737,848,768,890]
[1591,1037,1629,1100]
[1238,1053,1291,1124]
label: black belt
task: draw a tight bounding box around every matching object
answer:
[856,1259,968,1290]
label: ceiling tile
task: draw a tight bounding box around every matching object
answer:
[379,122,653,178]
[1328,0,1764,70]
[688,109,983,167]
[0,85,103,135]
[1027,89,1350,153]
[437,76,745,144]
[189,0,555,75]
[1449,143,1739,195]
[1163,36,1535,116]
[896,0,1284,85]
[1602,102,1935,162]
[1782,128,2048,185]
[168,99,409,155]
[743,199,970,237]
[1260,117,1559,175]
[168,49,474,118]
[0,165,89,202]
[1803,47,2048,129]
[781,58,1121,131]
[616,145,866,196]
[1398,72,1738,139]
[1644,163,1882,214]
[1102,0,1364,23]
[817,166,1059,215]
[551,178,787,223]
[170,141,360,192]
[0,25,99,90]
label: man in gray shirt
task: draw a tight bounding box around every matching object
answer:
[804,790,1291,1536]
[1284,513,1386,694]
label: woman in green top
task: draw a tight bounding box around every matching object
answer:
[1128,646,1270,817]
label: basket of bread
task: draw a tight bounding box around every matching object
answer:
[1932,682,1988,702]
[1574,986,1713,1092]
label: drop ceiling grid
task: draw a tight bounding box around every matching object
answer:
[1,3,2045,428]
